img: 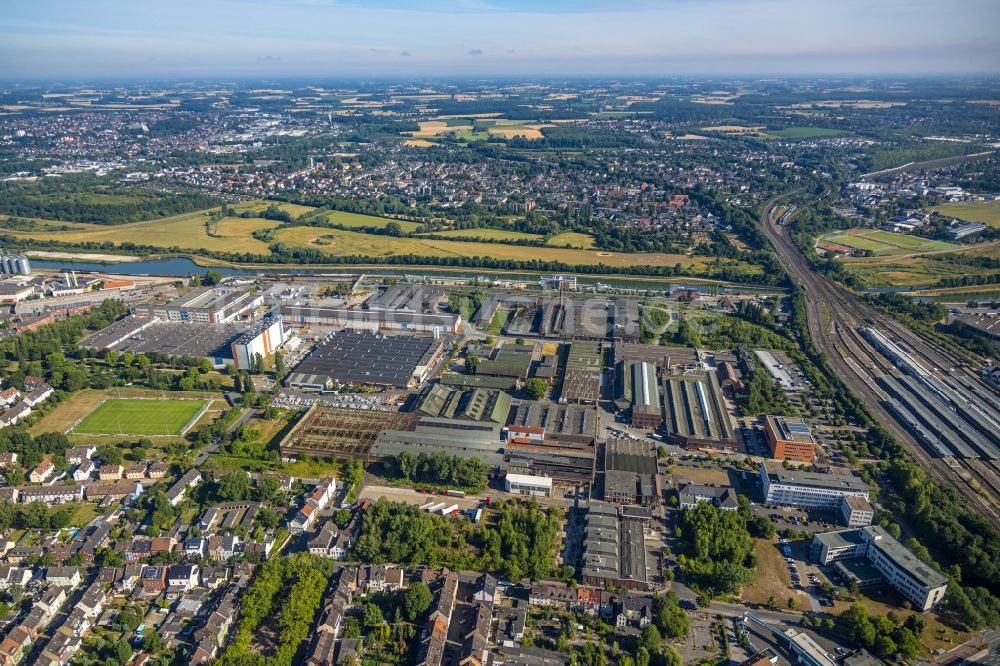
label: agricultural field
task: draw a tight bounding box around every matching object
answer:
[72,398,209,436]
[933,200,1000,227]
[838,242,1000,288]
[820,229,956,256]
[5,207,273,254]
[420,228,544,242]
[271,224,725,269]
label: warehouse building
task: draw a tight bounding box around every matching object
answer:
[763,415,816,463]
[365,284,445,313]
[560,340,603,403]
[503,473,553,497]
[811,526,948,612]
[475,343,534,379]
[506,401,598,447]
[580,502,649,591]
[286,332,445,390]
[662,372,737,452]
[603,439,661,507]
[369,417,504,467]
[760,461,870,509]
[151,287,262,323]
[628,361,662,428]
[281,305,461,335]
[414,384,512,424]
[81,316,249,368]
[231,313,284,370]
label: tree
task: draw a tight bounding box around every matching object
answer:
[256,476,281,502]
[97,444,123,466]
[274,351,285,382]
[662,645,683,666]
[403,582,433,620]
[217,472,252,501]
[523,377,549,400]
[362,602,383,628]
[638,625,661,655]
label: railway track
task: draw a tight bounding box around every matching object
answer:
[760,196,1000,529]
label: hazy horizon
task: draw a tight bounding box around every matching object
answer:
[2,0,999,80]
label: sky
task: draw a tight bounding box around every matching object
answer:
[1,0,998,80]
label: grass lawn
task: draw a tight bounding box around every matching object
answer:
[322,210,422,232]
[56,502,102,527]
[72,398,209,436]
[934,200,1000,227]
[546,231,595,249]
[823,229,956,256]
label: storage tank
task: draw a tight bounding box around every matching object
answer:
[15,256,29,275]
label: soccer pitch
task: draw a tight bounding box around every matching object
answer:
[71,399,209,436]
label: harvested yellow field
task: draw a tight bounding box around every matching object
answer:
[666,133,708,140]
[404,139,437,147]
[7,207,273,254]
[487,125,548,139]
[405,121,473,137]
[272,225,712,268]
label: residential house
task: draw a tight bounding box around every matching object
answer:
[45,566,82,588]
[29,460,55,483]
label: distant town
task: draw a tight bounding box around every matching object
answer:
[0,77,997,666]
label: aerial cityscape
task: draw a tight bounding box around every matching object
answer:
[0,1,999,666]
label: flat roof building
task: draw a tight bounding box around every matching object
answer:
[152,287,261,324]
[763,415,816,463]
[504,473,553,497]
[286,332,445,390]
[811,526,948,611]
[281,305,461,335]
[760,461,870,509]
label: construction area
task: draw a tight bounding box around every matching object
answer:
[279,404,418,461]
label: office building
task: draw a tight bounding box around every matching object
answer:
[760,461,870,509]
[811,526,948,612]
[763,415,816,463]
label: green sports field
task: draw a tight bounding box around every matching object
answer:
[72,399,209,436]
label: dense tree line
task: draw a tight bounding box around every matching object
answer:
[0,174,218,224]
[353,498,562,581]
[738,367,796,417]
[218,553,334,666]
[675,503,755,598]
[381,451,488,492]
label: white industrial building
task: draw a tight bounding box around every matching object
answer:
[231,314,284,370]
[759,461,870,509]
[504,473,553,497]
[152,287,262,323]
[811,526,948,612]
